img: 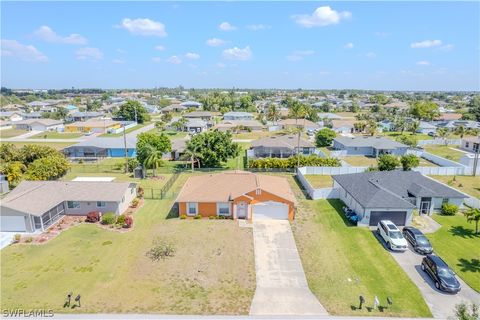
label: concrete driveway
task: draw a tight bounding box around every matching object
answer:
[375,233,480,318]
[249,220,328,316]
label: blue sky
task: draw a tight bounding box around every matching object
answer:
[1,1,479,90]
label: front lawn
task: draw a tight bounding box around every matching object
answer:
[382,132,433,140]
[424,145,464,162]
[28,132,84,139]
[292,199,431,317]
[0,129,27,138]
[427,214,480,292]
[304,175,333,188]
[62,171,172,190]
[1,175,255,314]
[429,175,480,198]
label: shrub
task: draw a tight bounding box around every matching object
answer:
[180,214,187,219]
[131,197,140,208]
[400,154,420,171]
[248,155,341,169]
[124,215,133,228]
[209,215,217,220]
[101,212,117,225]
[127,158,139,173]
[85,211,100,223]
[137,186,144,198]
[25,237,33,243]
[146,238,175,261]
[193,215,202,219]
[441,203,458,216]
[116,215,126,226]
[13,234,21,243]
[315,128,336,147]
[377,154,400,171]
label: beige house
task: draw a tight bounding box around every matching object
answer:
[0,181,137,232]
[214,120,264,132]
[461,136,479,153]
[13,118,64,132]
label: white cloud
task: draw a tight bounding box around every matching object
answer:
[246,24,271,31]
[185,52,200,60]
[366,52,376,58]
[112,58,126,64]
[216,62,226,68]
[222,46,252,61]
[206,38,226,47]
[293,6,351,28]
[1,39,48,62]
[286,50,315,61]
[75,47,103,61]
[118,18,167,37]
[219,22,237,31]
[152,57,162,63]
[167,55,182,64]
[375,31,390,37]
[154,45,165,51]
[344,42,354,49]
[319,70,331,76]
[410,39,442,48]
[33,26,87,45]
[439,44,454,51]
[416,60,431,66]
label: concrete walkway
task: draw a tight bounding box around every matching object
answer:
[249,220,328,316]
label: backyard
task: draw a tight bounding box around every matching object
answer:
[423,145,465,162]
[342,155,438,167]
[382,132,433,141]
[427,213,480,292]
[429,175,480,198]
[292,198,431,317]
[99,123,151,137]
[0,175,256,314]
[28,132,84,139]
[304,175,333,188]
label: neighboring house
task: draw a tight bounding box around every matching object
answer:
[164,138,188,160]
[69,111,105,122]
[22,112,42,119]
[183,111,217,127]
[176,171,297,220]
[378,120,394,132]
[180,101,202,109]
[65,104,79,114]
[460,136,479,153]
[436,113,462,121]
[0,111,23,122]
[161,104,187,113]
[144,104,160,114]
[333,136,408,157]
[332,171,468,227]
[278,118,320,131]
[223,111,254,121]
[27,101,50,109]
[0,174,9,194]
[251,134,315,158]
[435,120,480,130]
[417,121,437,135]
[331,120,357,133]
[0,120,12,130]
[214,120,264,132]
[184,119,208,133]
[0,180,137,232]
[13,119,64,132]
[318,113,343,120]
[64,119,121,133]
[63,136,137,158]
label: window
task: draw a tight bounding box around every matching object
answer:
[465,142,470,148]
[217,203,231,216]
[97,201,106,208]
[67,201,80,209]
[442,198,449,205]
[187,202,198,216]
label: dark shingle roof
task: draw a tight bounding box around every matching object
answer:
[334,136,407,149]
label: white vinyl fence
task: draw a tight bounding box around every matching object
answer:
[297,167,342,200]
[465,197,480,209]
[417,138,462,146]
[107,121,137,134]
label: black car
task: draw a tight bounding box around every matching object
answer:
[403,227,433,254]
[421,254,461,293]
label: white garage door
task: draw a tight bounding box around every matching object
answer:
[252,201,289,220]
[1,216,27,232]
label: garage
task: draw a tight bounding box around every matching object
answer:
[369,211,407,226]
[1,215,27,232]
[252,201,289,220]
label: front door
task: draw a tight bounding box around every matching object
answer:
[420,201,431,215]
[236,201,247,219]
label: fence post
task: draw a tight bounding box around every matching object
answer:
[151,188,153,199]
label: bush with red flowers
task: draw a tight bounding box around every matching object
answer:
[124,215,133,228]
[85,211,100,223]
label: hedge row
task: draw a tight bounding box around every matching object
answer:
[248,155,341,169]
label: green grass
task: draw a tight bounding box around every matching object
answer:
[224,142,250,170]
[28,132,84,139]
[424,145,464,162]
[427,213,480,292]
[0,129,28,138]
[319,147,331,156]
[292,199,431,317]
[429,175,480,198]
[147,129,188,139]
[382,132,433,140]
[1,175,255,314]
[0,141,75,150]
[343,156,378,167]
[304,175,332,188]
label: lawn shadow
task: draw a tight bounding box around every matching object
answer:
[414,265,457,295]
[457,258,480,273]
[166,203,179,219]
[370,230,390,252]
[292,175,309,199]
[449,225,480,239]
[327,199,357,228]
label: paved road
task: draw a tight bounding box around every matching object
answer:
[379,234,480,318]
[249,220,328,316]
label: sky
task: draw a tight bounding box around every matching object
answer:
[1,1,479,91]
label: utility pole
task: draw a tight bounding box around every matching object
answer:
[123,123,128,174]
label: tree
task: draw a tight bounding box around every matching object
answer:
[366,120,378,136]
[315,128,336,147]
[136,132,171,165]
[396,134,418,148]
[304,104,319,122]
[25,156,70,180]
[409,120,420,135]
[437,127,450,145]
[18,144,60,166]
[464,208,480,234]
[377,154,400,171]
[171,118,187,132]
[349,100,360,113]
[161,112,173,123]
[395,118,406,133]
[115,100,150,123]
[143,145,164,177]
[467,95,480,121]
[2,161,26,187]
[266,104,280,124]
[186,131,240,168]
[400,154,420,171]
[453,303,479,320]
[454,125,466,138]
[409,101,439,121]
[154,121,166,131]
[0,143,19,163]
[182,144,201,172]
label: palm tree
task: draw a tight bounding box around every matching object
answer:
[266,104,280,125]
[183,145,201,172]
[454,125,466,138]
[464,208,480,234]
[410,120,420,135]
[143,145,164,177]
[437,127,450,145]
[367,120,378,136]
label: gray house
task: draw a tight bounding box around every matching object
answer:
[0,181,137,232]
[251,134,315,158]
[223,111,254,121]
[333,136,408,157]
[332,171,468,227]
